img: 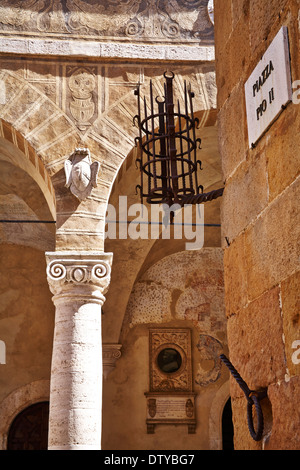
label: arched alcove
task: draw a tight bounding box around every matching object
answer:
[222,398,234,450]
[0,380,50,450]
[7,401,49,450]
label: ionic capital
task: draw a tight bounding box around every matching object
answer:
[45,251,113,304]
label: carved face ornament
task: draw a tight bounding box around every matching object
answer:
[69,70,96,99]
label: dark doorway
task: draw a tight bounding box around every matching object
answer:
[222,398,234,450]
[7,401,49,450]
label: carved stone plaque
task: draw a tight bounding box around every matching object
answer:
[145,393,196,434]
[66,66,98,132]
[145,328,196,433]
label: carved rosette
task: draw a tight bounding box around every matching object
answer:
[46,251,113,305]
[102,344,122,379]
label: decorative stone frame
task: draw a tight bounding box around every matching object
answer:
[145,328,196,434]
[149,328,193,392]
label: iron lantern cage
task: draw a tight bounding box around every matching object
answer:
[134,71,224,208]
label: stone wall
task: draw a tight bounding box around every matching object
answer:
[214,0,300,450]
[0,244,54,448]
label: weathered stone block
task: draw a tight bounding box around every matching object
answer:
[266,106,300,202]
[244,177,300,301]
[223,233,248,315]
[214,0,234,107]
[249,0,289,52]
[231,0,250,28]
[217,81,248,180]
[281,270,300,378]
[215,46,232,109]
[227,287,286,393]
[221,150,268,243]
[264,377,300,450]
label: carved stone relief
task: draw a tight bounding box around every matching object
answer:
[146,328,196,434]
[67,66,97,131]
[149,328,193,392]
[46,251,112,298]
[195,334,223,387]
[0,0,214,44]
[102,344,122,380]
[64,147,100,201]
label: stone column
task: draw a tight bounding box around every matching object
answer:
[45,251,113,450]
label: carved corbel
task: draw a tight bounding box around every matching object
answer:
[102,344,122,380]
[64,147,100,201]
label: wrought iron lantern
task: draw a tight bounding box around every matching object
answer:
[134,71,223,207]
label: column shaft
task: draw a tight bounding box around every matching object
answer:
[46,251,112,450]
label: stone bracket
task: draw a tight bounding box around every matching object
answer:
[102,344,122,380]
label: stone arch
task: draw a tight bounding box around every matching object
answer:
[102,246,227,449]
[0,118,56,220]
[0,66,218,252]
[0,119,55,445]
[7,401,49,450]
[208,380,230,450]
[0,380,50,450]
[0,70,78,171]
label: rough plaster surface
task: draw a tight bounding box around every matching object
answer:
[124,248,225,336]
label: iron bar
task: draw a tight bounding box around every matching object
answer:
[157,98,168,198]
[165,72,179,203]
[149,80,158,189]
[177,100,186,193]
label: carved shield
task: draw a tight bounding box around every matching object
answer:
[64,148,100,201]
